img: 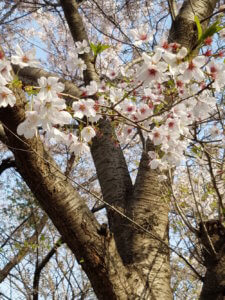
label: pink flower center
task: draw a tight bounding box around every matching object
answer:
[140,34,147,41]
[153,132,160,138]
[148,102,153,109]
[176,80,183,88]
[79,104,86,111]
[127,128,132,134]
[140,108,146,114]
[188,61,195,71]
[0,51,4,60]
[22,55,29,63]
[0,92,7,99]
[210,66,217,73]
[148,68,157,77]
[127,106,133,112]
[162,42,169,50]
[94,102,99,111]
[168,121,174,129]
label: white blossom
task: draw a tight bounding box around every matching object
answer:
[0,86,16,107]
[11,45,39,68]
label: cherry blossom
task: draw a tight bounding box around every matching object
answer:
[181,56,206,82]
[75,40,90,54]
[136,103,152,120]
[192,94,216,119]
[74,58,87,73]
[38,77,65,99]
[109,87,124,104]
[121,100,137,115]
[0,60,13,83]
[163,47,188,75]
[150,126,165,146]
[70,139,90,155]
[149,158,161,169]
[130,24,155,46]
[137,50,167,84]
[206,58,225,91]
[17,111,39,138]
[0,86,16,107]
[73,99,96,119]
[81,81,98,97]
[11,45,39,68]
[81,126,96,142]
[12,28,225,174]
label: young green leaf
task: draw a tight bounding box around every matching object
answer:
[194,16,202,40]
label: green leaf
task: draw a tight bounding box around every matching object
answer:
[194,16,202,40]
[191,145,202,157]
[193,17,225,50]
[90,43,110,57]
[40,234,45,241]
[200,21,222,42]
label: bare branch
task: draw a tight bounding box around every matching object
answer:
[33,238,63,300]
[0,215,48,284]
[60,0,98,83]
[0,157,16,175]
[167,0,178,21]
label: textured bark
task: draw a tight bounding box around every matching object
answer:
[169,1,224,298]
[60,0,134,261]
[91,119,133,261]
[0,88,137,299]
[119,1,220,298]
[169,0,219,50]
[0,0,221,298]
[124,141,173,299]
[199,220,225,300]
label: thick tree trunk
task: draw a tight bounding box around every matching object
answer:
[199,220,225,300]
[125,142,172,299]
[169,1,224,298]
[169,0,219,50]
[0,0,220,298]
[0,88,138,299]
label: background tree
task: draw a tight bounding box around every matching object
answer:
[0,0,224,299]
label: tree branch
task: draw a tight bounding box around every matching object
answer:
[0,157,16,175]
[0,215,48,284]
[33,238,63,300]
[167,0,178,21]
[60,0,98,84]
[0,86,134,298]
[59,0,134,261]
[12,64,81,100]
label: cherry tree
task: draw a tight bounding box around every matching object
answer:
[0,0,224,299]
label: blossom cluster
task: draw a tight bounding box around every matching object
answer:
[16,75,98,155]
[1,31,224,166]
[0,44,96,155]
[0,52,16,107]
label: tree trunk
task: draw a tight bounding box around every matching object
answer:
[125,141,172,299]
[199,220,225,300]
[0,0,220,298]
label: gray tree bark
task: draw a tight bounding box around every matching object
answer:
[0,0,221,299]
